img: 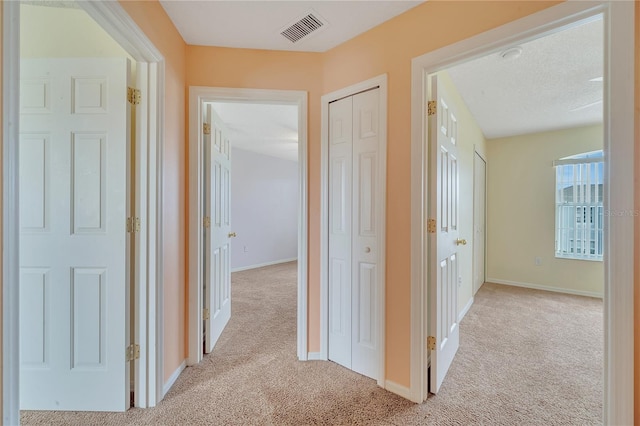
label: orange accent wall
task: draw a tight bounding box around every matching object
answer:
[321,0,561,384]
[0,0,638,412]
[635,3,640,423]
[0,3,3,420]
[129,0,571,388]
[118,0,188,381]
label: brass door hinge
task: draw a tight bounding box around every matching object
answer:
[126,344,140,361]
[127,217,141,233]
[427,218,436,234]
[203,216,211,229]
[203,308,210,320]
[427,100,437,116]
[127,87,141,105]
[203,123,211,135]
[427,336,436,351]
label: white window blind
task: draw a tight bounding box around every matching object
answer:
[555,151,603,261]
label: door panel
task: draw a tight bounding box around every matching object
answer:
[351,89,380,379]
[203,105,232,353]
[328,96,353,368]
[328,89,381,380]
[19,58,130,411]
[429,74,460,394]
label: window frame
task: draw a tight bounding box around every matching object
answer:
[554,150,604,261]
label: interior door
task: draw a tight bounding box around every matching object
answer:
[328,96,353,368]
[473,152,486,295]
[328,88,381,380]
[428,74,461,394]
[203,104,232,354]
[350,89,381,379]
[19,58,131,411]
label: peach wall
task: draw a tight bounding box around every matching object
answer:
[635,3,640,423]
[0,0,638,416]
[186,46,324,351]
[321,0,560,385]
[0,4,3,420]
[118,0,188,381]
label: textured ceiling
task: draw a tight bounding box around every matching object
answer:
[159,0,423,52]
[210,102,299,162]
[447,17,603,140]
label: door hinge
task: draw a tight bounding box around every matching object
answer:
[203,216,211,229]
[427,100,437,116]
[427,218,436,234]
[427,336,436,351]
[126,344,140,361]
[203,123,211,135]
[127,217,141,233]
[127,87,141,105]
[203,308,210,320]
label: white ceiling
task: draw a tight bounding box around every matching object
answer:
[190,8,601,149]
[210,102,299,162]
[447,17,603,140]
[159,0,424,52]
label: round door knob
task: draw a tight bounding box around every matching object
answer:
[455,238,467,246]
[228,232,237,238]
[364,247,371,253]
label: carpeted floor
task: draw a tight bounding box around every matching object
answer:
[21,262,603,425]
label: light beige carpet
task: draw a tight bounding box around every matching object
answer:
[21,263,602,425]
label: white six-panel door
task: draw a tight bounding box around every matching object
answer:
[429,74,461,394]
[203,105,232,354]
[328,88,381,380]
[19,58,131,411]
[328,96,353,368]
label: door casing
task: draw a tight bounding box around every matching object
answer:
[409,2,634,424]
[187,86,308,365]
[2,2,166,422]
[319,74,387,387]
[472,149,486,296]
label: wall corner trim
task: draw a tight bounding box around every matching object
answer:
[487,278,604,299]
[162,360,187,397]
[306,352,324,361]
[384,380,414,401]
[458,297,474,322]
[231,257,297,273]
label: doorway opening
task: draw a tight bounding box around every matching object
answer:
[4,0,165,422]
[410,2,634,423]
[187,87,308,366]
[199,100,300,356]
[423,15,605,413]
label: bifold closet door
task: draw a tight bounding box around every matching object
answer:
[328,88,380,380]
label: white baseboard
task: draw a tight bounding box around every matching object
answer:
[163,360,186,397]
[458,297,474,322]
[384,380,413,400]
[231,257,297,273]
[487,278,603,299]
[306,352,324,361]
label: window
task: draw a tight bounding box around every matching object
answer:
[554,150,603,261]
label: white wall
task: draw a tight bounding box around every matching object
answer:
[486,125,604,297]
[231,148,298,271]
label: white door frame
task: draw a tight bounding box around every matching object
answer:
[187,86,308,365]
[319,75,387,387]
[409,1,634,423]
[472,148,486,297]
[2,1,165,422]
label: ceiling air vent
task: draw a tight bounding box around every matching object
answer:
[280,12,327,43]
